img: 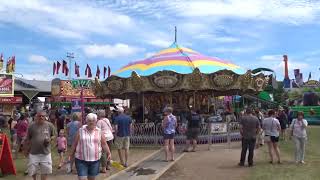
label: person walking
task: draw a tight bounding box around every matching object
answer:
[290,111,308,164]
[57,129,67,169]
[184,108,201,152]
[162,107,177,161]
[66,112,81,173]
[69,113,111,180]
[238,108,260,167]
[24,111,56,180]
[15,114,29,159]
[277,107,288,141]
[114,107,132,167]
[255,109,264,147]
[263,110,281,164]
[97,110,114,173]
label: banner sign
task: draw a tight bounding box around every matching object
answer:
[210,123,227,134]
[51,78,95,98]
[71,98,81,112]
[0,96,22,104]
[0,74,14,97]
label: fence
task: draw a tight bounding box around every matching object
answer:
[129,122,241,147]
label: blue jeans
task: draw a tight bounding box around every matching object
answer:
[75,158,100,178]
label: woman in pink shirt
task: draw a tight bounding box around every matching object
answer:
[70,113,111,180]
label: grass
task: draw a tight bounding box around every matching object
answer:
[247,126,320,180]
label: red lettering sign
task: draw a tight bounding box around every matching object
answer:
[0,96,22,104]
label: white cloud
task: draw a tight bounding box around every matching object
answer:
[22,72,53,81]
[148,39,172,48]
[82,43,144,58]
[211,46,260,53]
[260,54,283,61]
[176,0,320,24]
[0,0,134,39]
[28,54,50,64]
[145,52,156,58]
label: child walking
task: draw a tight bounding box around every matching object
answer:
[57,129,67,169]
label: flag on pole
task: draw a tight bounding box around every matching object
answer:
[65,65,69,76]
[308,72,312,81]
[53,62,56,75]
[96,65,100,79]
[56,61,61,74]
[62,60,67,73]
[108,66,111,77]
[103,66,107,79]
[6,56,14,73]
[11,56,15,72]
[85,64,92,78]
[0,53,4,71]
[75,62,80,77]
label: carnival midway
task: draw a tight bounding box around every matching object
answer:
[0,26,319,180]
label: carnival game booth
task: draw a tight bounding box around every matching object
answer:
[51,78,113,118]
[95,42,268,145]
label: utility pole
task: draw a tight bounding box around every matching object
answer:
[67,52,74,80]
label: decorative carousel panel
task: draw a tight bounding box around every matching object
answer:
[148,71,183,90]
[210,70,238,90]
[253,73,267,92]
[106,78,125,93]
[239,70,253,90]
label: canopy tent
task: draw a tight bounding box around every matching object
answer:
[115,42,245,78]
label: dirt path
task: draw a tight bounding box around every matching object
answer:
[159,143,253,180]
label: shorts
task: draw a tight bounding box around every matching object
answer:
[75,158,100,179]
[28,154,52,176]
[115,136,130,150]
[186,128,200,140]
[163,133,175,140]
[58,149,66,154]
[265,135,279,143]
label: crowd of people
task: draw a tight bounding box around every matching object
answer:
[0,104,309,179]
[239,107,308,167]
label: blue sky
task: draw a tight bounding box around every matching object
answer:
[0,0,320,81]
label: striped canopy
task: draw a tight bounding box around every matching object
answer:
[114,42,245,78]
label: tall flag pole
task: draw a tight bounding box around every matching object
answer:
[11,56,15,72]
[62,60,67,74]
[75,62,80,77]
[6,57,11,73]
[85,64,92,78]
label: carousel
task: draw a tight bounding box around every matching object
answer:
[95,41,268,123]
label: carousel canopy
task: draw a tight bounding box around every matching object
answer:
[114,42,245,78]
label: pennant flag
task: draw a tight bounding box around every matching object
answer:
[103,66,107,79]
[53,62,56,75]
[85,64,89,76]
[11,56,15,72]
[65,65,69,76]
[308,72,312,81]
[96,65,100,79]
[75,62,80,77]
[62,60,67,73]
[108,66,111,77]
[0,53,3,71]
[85,64,92,78]
[56,61,61,74]
[6,57,13,73]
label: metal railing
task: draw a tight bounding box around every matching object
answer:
[129,122,241,147]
